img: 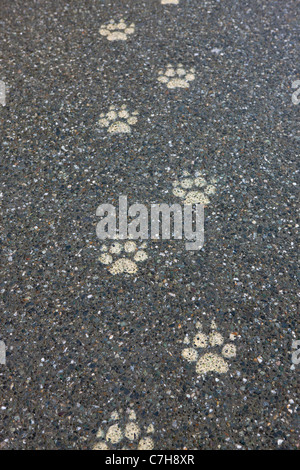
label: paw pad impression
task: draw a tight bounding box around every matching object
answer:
[93,409,155,450]
[158,64,195,88]
[99,238,148,275]
[181,321,237,375]
[172,170,217,205]
[98,105,139,134]
[99,19,135,41]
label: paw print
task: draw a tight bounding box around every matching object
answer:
[99,238,148,275]
[161,0,179,4]
[99,19,135,41]
[158,64,195,89]
[98,105,139,134]
[93,409,155,450]
[172,170,217,205]
[181,321,237,375]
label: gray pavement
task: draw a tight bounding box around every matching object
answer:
[0,0,299,450]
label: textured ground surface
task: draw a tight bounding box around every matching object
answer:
[0,0,299,450]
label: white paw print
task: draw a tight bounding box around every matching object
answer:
[181,321,237,375]
[99,237,148,275]
[98,105,139,134]
[172,170,217,205]
[161,0,179,4]
[93,409,155,450]
[158,64,195,89]
[99,19,135,41]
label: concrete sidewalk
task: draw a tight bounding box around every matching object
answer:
[0,0,299,450]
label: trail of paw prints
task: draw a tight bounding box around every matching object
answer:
[181,320,237,375]
[99,19,135,41]
[98,105,139,134]
[158,64,195,89]
[99,238,148,275]
[93,409,155,450]
[172,170,217,205]
[161,0,179,4]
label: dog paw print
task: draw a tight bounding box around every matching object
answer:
[181,321,237,375]
[98,105,139,134]
[93,409,155,450]
[172,170,217,205]
[158,64,195,89]
[161,0,179,4]
[99,19,135,41]
[99,238,148,275]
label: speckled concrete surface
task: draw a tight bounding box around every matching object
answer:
[0,0,299,450]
